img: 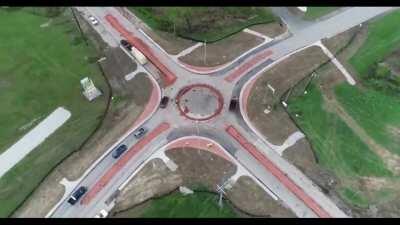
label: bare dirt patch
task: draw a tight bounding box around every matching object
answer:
[13,46,152,218]
[112,159,182,213]
[247,46,329,145]
[227,176,295,217]
[179,32,264,67]
[249,22,286,38]
[282,138,337,192]
[110,148,296,217]
[165,148,237,189]
[322,22,369,85]
[145,29,196,55]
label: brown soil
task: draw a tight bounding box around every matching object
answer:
[322,22,369,84]
[249,22,287,38]
[110,148,236,217]
[179,32,264,67]
[165,148,237,190]
[247,46,329,145]
[111,148,296,217]
[227,176,295,217]
[13,46,152,217]
[322,26,361,55]
[282,138,337,192]
[111,159,182,213]
[145,29,196,55]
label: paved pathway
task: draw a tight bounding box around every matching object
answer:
[0,107,70,178]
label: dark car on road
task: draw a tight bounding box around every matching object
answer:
[67,186,88,205]
[112,144,128,159]
[229,98,238,111]
[133,127,147,139]
[160,96,170,109]
[120,39,132,51]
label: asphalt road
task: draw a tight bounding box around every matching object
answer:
[49,7,394,218]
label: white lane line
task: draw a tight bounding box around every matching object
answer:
[0,107,71,178]
[315,41,356,85]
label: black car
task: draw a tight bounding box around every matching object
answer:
[160,96,169,109]
[112,144,128,159]
[229,98,238,111]
[133,127,147,139]
[67,186,88,205]
[120,39,132,51]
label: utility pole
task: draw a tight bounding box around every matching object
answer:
[216,177,229,209]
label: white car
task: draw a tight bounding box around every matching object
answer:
[94,209,108,218]
[88,15,99,26]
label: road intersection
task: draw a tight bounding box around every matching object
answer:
[49,7,394,218]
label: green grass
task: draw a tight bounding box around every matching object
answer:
[335,84,400,155]
[128,7,277,42]
[349,10,400,77]
[339,188,369,208]
[288,84,392,207]
[287,85,391,178]
[303,7,338,20]
[138,192,237,218]
[0,8,107,217]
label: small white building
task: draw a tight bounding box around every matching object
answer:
[81,77,102,101]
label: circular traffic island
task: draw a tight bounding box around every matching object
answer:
[175,84,224,121]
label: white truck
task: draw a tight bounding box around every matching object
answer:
[130,46,147,65]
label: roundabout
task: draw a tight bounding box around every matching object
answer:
[175,84,224,122]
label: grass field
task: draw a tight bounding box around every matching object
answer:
[349,10,400,77]
[129,7,277,42]
[0,8,107,217]
[117,191,238,218]
[339,188,369,208]
[287,84,392,206]
[335,84,400,156]
[287,85,391,179]
[303,7,338,20]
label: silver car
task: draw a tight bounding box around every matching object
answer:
[133,127,147,139]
